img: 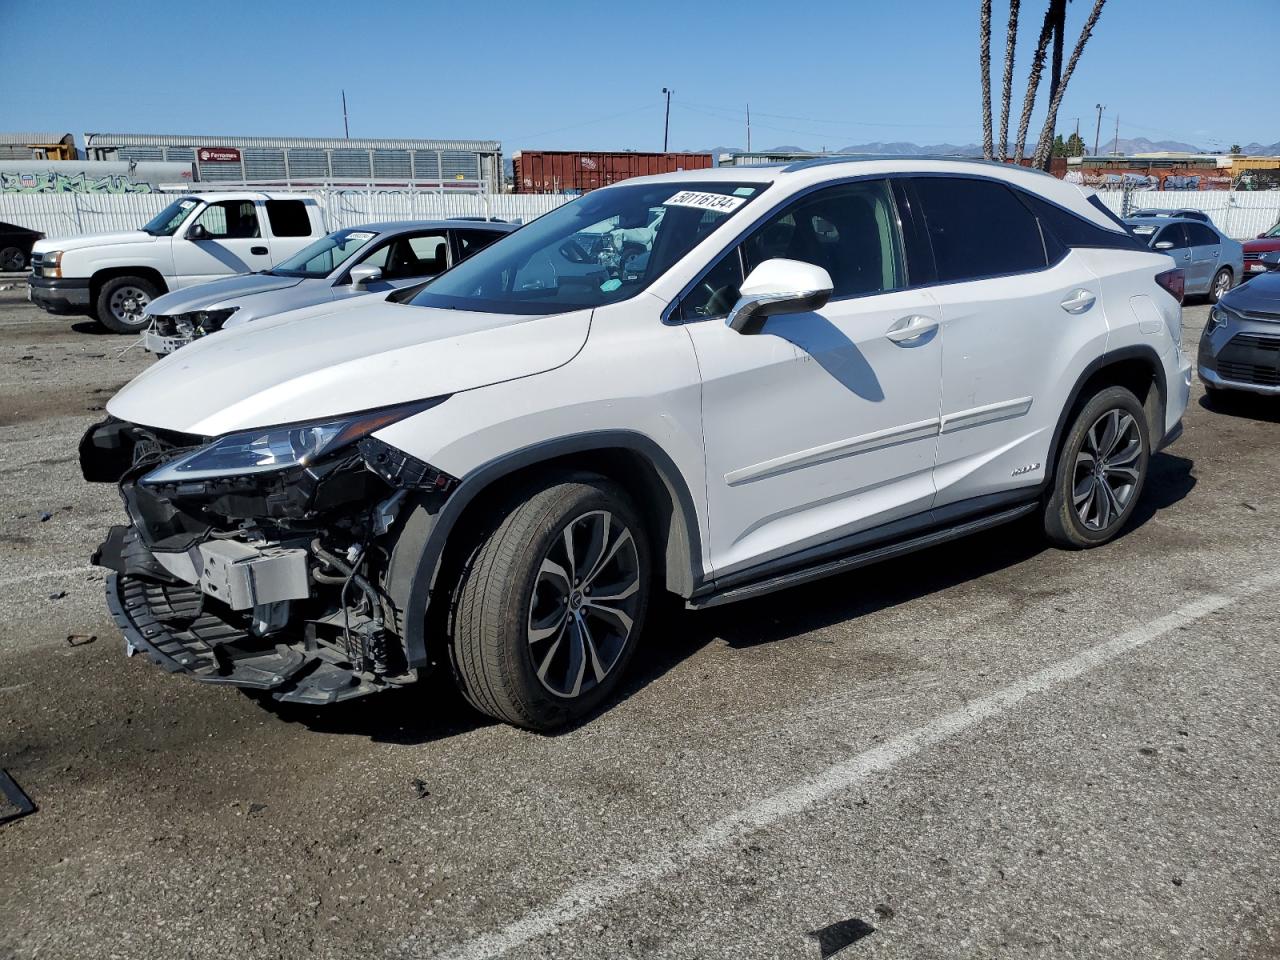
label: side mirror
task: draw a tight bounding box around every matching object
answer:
[725,258,833,335]
[187,223,209,241]
[349,265,382,288]
[1154,240,1174,250]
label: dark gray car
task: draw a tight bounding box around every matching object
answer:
[1125,216,1243,303]
[1197,270,1280,397]
[141,219,515,355]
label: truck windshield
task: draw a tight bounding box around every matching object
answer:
[409,180,767,315]
[142,197,199,236]
[270,229,379,278]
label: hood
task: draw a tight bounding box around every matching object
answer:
[107,299,592,436]
[1243,238,1280,254]
[1222,272,1280,315]
[32,231,156,253]
[145,272,306,316]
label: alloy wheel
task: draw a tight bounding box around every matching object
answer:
[1072,409,1142,531]
[527,510,641,699]
[109,284,151,325]
[1213,270,1231,300]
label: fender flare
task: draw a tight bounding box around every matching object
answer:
[384,430,706,670]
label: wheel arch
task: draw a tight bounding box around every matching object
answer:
[384,430,705,670]
[1045,344,1168,482]
[89,266,169,307]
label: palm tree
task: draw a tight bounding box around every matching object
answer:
[998,0,1021,161]
[1011,6,1058,163]
[980,0,994,159]
[1031,0,1107,167]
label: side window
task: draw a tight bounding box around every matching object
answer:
[382,232,448,280]
[358,243,391,271]
[193,200,260,240]
[678,249,744,322]
[1186,222,1219,247]
[1153,224,1187,250]
[911,177,1047,282]
[743,180,906,298]
[455,229,503,260]
[265,199,312,237]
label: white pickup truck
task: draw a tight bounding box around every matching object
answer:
[27,192,324,332]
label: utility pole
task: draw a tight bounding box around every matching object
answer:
[341,90,350,139]
[1112,113,1120,155]
[662,87,673,152]
[1093,103,1105,157]
[746,102,751,153]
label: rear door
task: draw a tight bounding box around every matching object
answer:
[907,176,1106,508]
[170,199,271,286]
[1184,221,1222,293]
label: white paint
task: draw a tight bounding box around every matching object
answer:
[428,575,1273,960]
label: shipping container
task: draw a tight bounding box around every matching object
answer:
[512,151,714,194]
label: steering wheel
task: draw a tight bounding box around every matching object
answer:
[701,282,737,317]
[558,239,593,264]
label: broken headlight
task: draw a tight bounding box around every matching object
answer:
[140,399,445,485]
[193,307,238,333]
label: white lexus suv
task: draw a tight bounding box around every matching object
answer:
[81,158,1191,730]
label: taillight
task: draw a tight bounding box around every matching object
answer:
[1155,268,1184,304]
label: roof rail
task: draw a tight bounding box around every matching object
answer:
[781,154,1054,176]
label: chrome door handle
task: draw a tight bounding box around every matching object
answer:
[885,315,938,344]
[1060,289,1096,314]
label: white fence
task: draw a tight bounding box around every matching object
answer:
[0,188,572,240]
[1093,190,1279,241]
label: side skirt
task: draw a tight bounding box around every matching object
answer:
[686,501,1039,610]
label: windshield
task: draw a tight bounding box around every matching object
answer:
[142,197,199,236]
[271,229,380,278]
[410,180,767,315]
[1267,224,1280,238]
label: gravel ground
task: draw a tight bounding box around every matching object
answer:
[0,291,1277,960]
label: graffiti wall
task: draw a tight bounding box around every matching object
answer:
[0,161,196,194]
[0,171,153,194]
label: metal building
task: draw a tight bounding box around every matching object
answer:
[83,133,503,191]
[0,133,78,161]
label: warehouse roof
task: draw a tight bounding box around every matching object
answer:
[0,133,74,145]
[84,132,501,151]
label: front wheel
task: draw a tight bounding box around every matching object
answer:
[0,246,25,272]
[449,476,650,731]
[96,275,159,333]
[1208,267,1233,304]
[1044,386,1151,549]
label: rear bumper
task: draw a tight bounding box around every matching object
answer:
[27,276,91,314]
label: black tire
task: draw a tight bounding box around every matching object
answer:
[1044,386,1150,549]
[1208,267,1232,304]
[95,275,160,333]
[0,246,25,272]
[449,475,651,731]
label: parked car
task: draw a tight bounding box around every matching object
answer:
[0,221,43,272]
[28,193,324,332]
[1127,207,1212,224]
[1242,221,1280,279]
[1125,215,1242,302]
[1197,270,1280,398]
[140,220,516,356]
[82,158,1190,730]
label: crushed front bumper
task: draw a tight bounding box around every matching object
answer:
[140,328,191,357]
[105,570,388,704]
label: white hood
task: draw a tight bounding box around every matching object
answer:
[33,231,156,253]
[107,299,592,436]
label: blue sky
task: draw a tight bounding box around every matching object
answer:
[2,0,1274,152]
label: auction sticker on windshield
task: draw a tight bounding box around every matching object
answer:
[664,191,748,213]
[346,231,375,242]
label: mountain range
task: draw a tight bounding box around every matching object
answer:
[698,137,1280,158]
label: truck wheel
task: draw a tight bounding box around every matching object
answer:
[449,475,650,731]
[96,276,159,333]
[1044,386,1150,549]
[0,246,25,272]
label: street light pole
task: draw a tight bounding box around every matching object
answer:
[662,87,673,152]
[1093,103,1105,157]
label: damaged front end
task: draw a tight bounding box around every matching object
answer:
[141,308,238,356]
[82,400,456,704]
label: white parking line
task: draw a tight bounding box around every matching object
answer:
[428,573,1275,960]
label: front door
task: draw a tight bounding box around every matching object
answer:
[683,179,943,577]
[171,199,272,287]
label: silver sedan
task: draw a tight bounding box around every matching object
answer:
[1125,215,1244,303]
[141,219,516,355]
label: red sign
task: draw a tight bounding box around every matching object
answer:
[198,147,242,163]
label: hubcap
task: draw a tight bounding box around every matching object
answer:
[1214,271,1230,297]
[1073,409,1143,531]
[527,510,641,699]
[110,285,150,324]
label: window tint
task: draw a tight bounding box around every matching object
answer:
[455,229,504,260]
[265,199,312,237]
[1023,193,1143,252]
[382,232,448,279]
[1185,222,1219,246]
[912,177,1046,282]
[1153,224,1187,249]
[193,200,260,239]
[678,249,744,321]
[742,180,906,298]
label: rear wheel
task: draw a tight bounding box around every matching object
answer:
[1044,386,1150,549]
[96,275,159,333]
[0,246,25,272]
[449,476,650,731]
[1208,267,1232,304]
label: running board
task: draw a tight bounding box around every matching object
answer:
[687,502,1039,610]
